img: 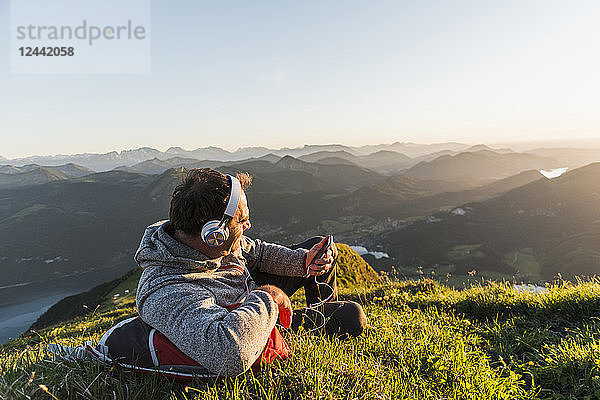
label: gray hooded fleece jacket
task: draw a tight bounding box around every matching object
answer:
[134,220,308,376]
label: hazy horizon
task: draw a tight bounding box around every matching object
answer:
[3,136,600,160]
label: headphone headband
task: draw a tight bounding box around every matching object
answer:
[224,175,242,219]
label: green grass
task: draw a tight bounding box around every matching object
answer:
[0,283,518,399]
[6,277,600,399]
[3,238,600,400]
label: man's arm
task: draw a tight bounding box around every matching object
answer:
[241,236,308,277]
[137,269,279,376]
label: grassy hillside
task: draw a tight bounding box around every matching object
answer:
[4,249,600,398]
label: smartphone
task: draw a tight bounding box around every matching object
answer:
[314,235,334,261]
[306,235,334,277]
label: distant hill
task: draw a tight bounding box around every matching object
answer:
[410,149,458,163]
[47,163,93,177]
[116,157,225,174]
[0,168,69,189]
[298,150,361,164]
[470,169,543,196]
[299,150,414,174]
[354,142,471,157]
[274,144,360,158]
[382,163,600,279]
[273,156,384,192]
[369,174,472,199]
[0,162,91,176]
[526,148,600,169]
[249,153,282,164]
[117,154,284,175]
[313,157,358,166]
[359,150,413,173]
[464,144,514,153]
[324,170,543,220]
[164,146,233,160]
[335,175,473,217]
[406,150,560,184]
[0,165,22,174]
[0,163,94,189]
[220,156,385,194]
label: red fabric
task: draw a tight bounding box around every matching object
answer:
[251,326,291,370]
[153,330,203,367]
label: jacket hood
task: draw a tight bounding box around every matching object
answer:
[134,220,221,271]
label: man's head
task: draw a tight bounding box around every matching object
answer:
[169,168,252,253]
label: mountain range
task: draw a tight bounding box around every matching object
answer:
[1,142,599,308]
[0,144,435,171]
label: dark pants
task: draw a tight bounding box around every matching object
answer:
[250,237,367,338]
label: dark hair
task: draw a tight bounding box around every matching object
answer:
[169,168,252,236]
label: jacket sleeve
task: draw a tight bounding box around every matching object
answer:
[136,267,279,376]
[241,236,307,277]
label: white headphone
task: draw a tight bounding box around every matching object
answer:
[200,175,242,247]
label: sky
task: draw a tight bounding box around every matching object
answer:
[1,0,599,159]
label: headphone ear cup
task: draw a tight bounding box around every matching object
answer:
[201,220,229,247]
[201,219,224,246]
[212,225,229,244]
[205,229,226,247]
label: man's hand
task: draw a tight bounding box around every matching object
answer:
[305,236,336,277]
[256,285,293,328]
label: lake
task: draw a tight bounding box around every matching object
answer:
[0,264,133,344]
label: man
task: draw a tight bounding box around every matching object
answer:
[132,168,366,377]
